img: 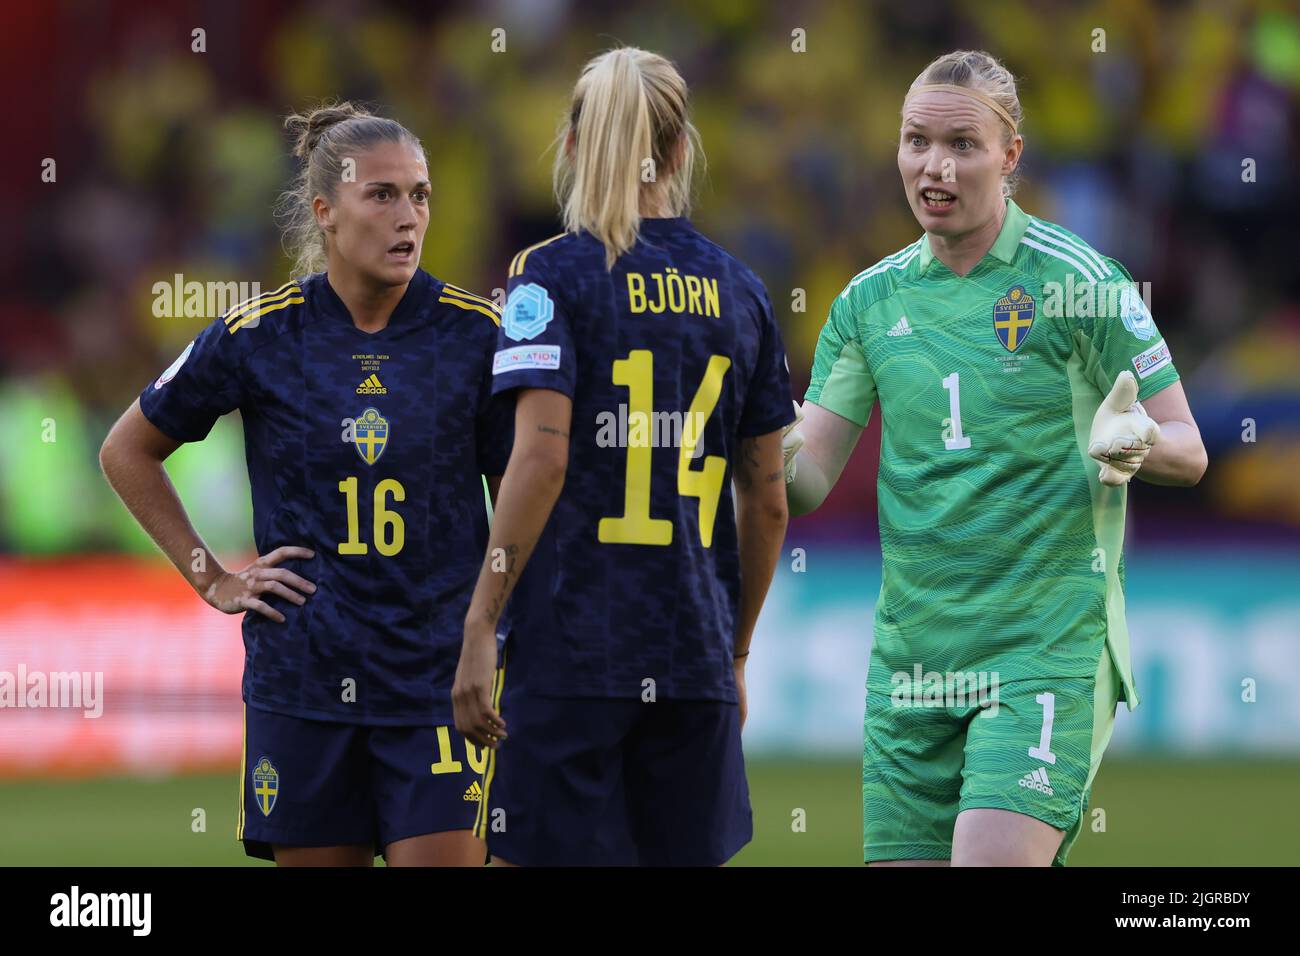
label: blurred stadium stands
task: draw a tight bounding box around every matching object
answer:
[0,0,1297,864]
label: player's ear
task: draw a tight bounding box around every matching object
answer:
[1001,133,1023,176]
[668,132,687,175]
[313,195,335,233]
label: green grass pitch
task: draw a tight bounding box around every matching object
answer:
[1,758,1295,865]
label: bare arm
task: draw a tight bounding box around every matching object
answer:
[454,388,572,747]
[100,399,225,593]
[99,399,315,622]
[1135,381,1208,487]
[732,430,789,659]
[786,401,866,516]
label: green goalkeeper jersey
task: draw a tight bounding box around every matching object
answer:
[806,199,1180,708]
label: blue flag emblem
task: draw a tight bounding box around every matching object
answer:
[354,407,389,466]
[993,285,1036,353]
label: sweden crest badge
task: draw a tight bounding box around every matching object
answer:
[252,756,279,817]
[993,285,1035,353]
[354,407,389,466]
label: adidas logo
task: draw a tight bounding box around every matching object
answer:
[886,316,913,336]
[462,780,483,802]
[356,374,387,395]
[1018,767,1054,796]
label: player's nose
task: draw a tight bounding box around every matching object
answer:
[921,147,945,181]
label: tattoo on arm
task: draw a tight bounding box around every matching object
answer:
[536,424,569,439]
[735,437,758,490]
[484,544,520,623]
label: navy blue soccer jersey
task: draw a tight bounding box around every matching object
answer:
[139,269,514,725]
[491,217,795,701]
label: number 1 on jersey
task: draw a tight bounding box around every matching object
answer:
[598,349,731,548]
[942,372,971,450]
[599,351,672,545]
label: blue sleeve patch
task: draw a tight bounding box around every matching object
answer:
[502,283,554,342]
[153,339,195,389]
[1119,285,1156,341]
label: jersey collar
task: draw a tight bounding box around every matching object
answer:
[917,199,1030,274]
[320,268,430,331]
[638,216,693,235]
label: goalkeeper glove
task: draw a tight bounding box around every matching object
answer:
[782,400,805,484]
[1088,371,1160,487]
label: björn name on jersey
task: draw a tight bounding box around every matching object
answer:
[627,269,720,317]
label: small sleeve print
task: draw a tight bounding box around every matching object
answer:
[738,285,796,438]
[138,316,243,443]
[491,255,576,399]
[804,293,876,427]
[1089,261,1180,401]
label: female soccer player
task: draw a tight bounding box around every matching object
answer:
[782,51,1208,867]
[99,103,513,866]
[451,47,795,866]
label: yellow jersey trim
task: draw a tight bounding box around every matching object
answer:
[441,284,497,309]
[224,281,299,325]
[227,296,304,334]
[509,233,566,277]
[473,653,507,839]
[438,295,500,326]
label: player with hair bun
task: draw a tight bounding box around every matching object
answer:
[101,102,513,866]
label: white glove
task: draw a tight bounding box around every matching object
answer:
[782,400,805,485]
[1088,371,1160,487]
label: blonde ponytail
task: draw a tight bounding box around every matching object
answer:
[554,48,699,269]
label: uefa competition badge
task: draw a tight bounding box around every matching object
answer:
[503,283,555,342]
[1120,285,1156,341]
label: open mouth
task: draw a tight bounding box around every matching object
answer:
[388,240,415,258]
[921,188,956,209]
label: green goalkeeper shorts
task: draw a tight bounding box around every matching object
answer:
[861,648,1122,866]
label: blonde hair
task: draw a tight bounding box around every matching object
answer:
[274,101,426,276]
[554,48,701,269]
[906,50,1023,195]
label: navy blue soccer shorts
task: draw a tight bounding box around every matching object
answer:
[238,706,488,861]
[475,692,752,866]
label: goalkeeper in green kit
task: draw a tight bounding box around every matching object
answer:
[784,51,1208,866]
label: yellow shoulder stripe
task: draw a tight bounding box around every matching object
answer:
[224,281,300,325]
[509,233,566,278]
[438,295,500,327]
[442,284,497,310]
[227,295,304,334]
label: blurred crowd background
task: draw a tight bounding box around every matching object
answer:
[2,0,1299,554]
[2,0,1299,864]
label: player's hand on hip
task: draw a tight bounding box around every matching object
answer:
[1088,371,1161,487]
[781,400,805,484]
[202,546,316,623]
[453,623,507,749]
